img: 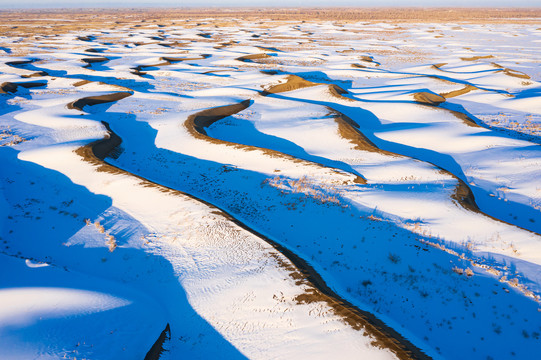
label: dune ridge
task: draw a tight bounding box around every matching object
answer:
[2,12,541,360]
[75,110,428,360]
[184,100,367,184]
[0,81,46,94]
[67,92,133,111]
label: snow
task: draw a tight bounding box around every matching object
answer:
[1,15,541,360]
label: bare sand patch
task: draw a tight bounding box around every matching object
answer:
[460,55,494,61]
[235,53,272,62]
[262,74,320,95]
[67,92,132,111]
[81,57,109,68]
[413,91,446,105]
[0,81,46,94]
[440,85,479,99]
[491,63,531,80]
[20,71,48,78]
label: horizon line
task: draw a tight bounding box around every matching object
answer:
[1,6,541,9]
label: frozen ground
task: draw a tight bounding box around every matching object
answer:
[1,13,540,360]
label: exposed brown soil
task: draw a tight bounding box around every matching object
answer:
[413,92,446,105]
[0,9,539,41]
[73,80,93,87]
[132,62,168,72]
[72,80,133,92]
[81,57,109,68]
[77,35,94,42]
[360,55,374,62]
[5,59,37,67]
[186,100,252,138]
[201,69,233,75]
[460,55,494,61]
[256,46,282,53]
[0,81,46,94]
[501,68,531,80]
[21,71,48,78]
[67,91,132,111]
[351,63,367,69]
[328,84,351,97]
[451,178,478,212]
[491,63,531,79]
[431,63,447,70]
[0,9,540,37]
[261,74,320,95]
[214,41,236,49]
[160,54,210,62]
[332,110,395,156]
[84,48,104,53]
[440,85,478,99]
[235,53,272,62]
[131,67,147,76]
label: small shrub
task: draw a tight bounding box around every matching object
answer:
[106,234,117,252]
[94,221,105,233]
[388,253,401,264]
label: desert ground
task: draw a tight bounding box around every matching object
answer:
[0,8,540,360]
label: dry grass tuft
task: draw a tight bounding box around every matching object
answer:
[263,175,341,205]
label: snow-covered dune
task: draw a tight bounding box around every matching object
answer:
[1,14,540,360]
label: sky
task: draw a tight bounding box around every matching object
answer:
[0,0,539,8]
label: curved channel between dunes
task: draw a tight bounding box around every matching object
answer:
[263,75,481,211]
[131,54,212,74]
[184,99,367,184]
[67,92,133,111]
[70,98,430,360]
[260,74,541,236]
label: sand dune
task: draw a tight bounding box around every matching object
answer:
[0,81,46,94]
[81,56,109,68]
[440,84,478,98]
[76,98,421,360]
[160,54,210,62]
[460,55,494,61]
[412,91,446,105]
[2,10,541,360]
[5,59,37,67]
[21,71,48,78]
[491,63,531,79]
[67,92,132,111]
[236,53,273,62]
[185,100,367,183]
[262,74,320,94]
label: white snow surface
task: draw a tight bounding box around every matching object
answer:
[1,17,541,360]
